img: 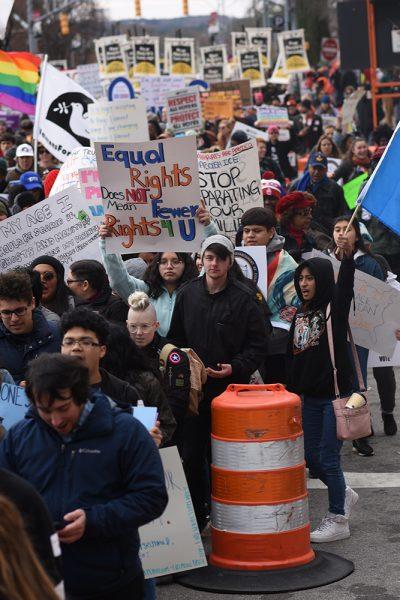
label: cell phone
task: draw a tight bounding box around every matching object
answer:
[53,519,69,531]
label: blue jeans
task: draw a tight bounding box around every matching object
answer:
[302,396,346,516]
[143,578,156,600]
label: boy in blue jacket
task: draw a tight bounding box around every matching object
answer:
[0,353,168,600]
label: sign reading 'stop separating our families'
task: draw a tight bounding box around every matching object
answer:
[94,137,205,254]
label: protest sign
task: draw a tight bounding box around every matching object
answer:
[231,32,248,59]
[0,383,30,430]
[268,51,290,85]
[164,38,196,76]
[94,137,205,254]
[343,172,368,209]
[76,63,104,99]
[201,64,224,83]
[368,343,400,368]
[78,168,103,220]
[0,0,13,40]
[246,28,272,69]
[166,87,202,134]
[0,186,101,272]
[88,98,149,143]
[278,29,310,73]
[200,44,227,67]
[234,246,268,299]
[95,35,127,77]
[304,250,400,356]
[210,79,252,106]
[341,88,365,134]
[139,447,206,578]
[327,156,341,176]
[34,63,95,163]
[131,37,160,77]
[198,140,263,239]
[51,147,97,195]
[229,120,290,144]
[237,46,265,88]
[139,76,185,110]
[202,93,234,121]
[256,105,290,127]
[321,114,337,129]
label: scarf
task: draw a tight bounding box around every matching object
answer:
[352,156,370,167]
[296,169,329,194]
[287,225,304,249]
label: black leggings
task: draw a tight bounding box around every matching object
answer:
[373,366,396,414]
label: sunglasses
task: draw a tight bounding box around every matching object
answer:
[40,271,55,282]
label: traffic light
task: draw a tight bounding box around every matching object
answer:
[135,0,141,17]
[183,0,189,16]
[59,12,69,36]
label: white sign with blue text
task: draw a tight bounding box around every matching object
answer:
[0,384,30,430]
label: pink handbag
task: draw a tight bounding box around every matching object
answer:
[326,305,372,441]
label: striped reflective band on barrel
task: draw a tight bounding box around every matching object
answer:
[212,435,304,471]
[212,497,309,534]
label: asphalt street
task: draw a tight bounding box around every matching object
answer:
[157,368,400,600]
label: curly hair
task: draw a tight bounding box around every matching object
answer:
[0,271,32,303]
[144,252,197,299]
[61,307,109,345]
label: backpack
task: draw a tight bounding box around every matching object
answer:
[159,344,207,416]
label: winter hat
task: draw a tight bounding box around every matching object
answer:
[267,125,279,134]
[200,234,234,260]
[276,192,316,216]
[261,178,282,199]
[31,255,65,279]
[43,169,60,198]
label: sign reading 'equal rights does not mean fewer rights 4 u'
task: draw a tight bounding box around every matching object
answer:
[95,137,205,254]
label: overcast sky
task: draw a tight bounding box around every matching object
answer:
[100,0,251,21]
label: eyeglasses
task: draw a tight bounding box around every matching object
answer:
[38,148,50,154]
[40,271,55,282]
[61,338,101,348]
[158,259,183,267]
[0,306,29,318]
[66,279,84,285]
[294,208,313,217]
[127,323,156,333]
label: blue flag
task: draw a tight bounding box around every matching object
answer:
[359,123,400,236]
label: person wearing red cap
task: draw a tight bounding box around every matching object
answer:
[276,191,318,262]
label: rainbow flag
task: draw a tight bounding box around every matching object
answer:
[0,51,41,115]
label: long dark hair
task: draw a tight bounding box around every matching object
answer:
[144,252,197,299]
[100,322,158,379]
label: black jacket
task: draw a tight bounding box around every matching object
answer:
[143,332,191,424]
[168,276,268,402]
[287,255,355,398]
[96,367,176,445]
[332,159,368,185]
[290,177,349,235]
[266,140,296,179]
[76,286,128,323]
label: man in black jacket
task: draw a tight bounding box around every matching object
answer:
[290,151,349,236]
[168,234,268,529]
[67,259,128,323]
[60,308,175,446]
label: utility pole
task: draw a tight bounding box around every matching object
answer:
[26,0,37,54]
[263,0,270,28]
[284,0,290,30]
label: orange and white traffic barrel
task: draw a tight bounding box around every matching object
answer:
[210,384,315,571]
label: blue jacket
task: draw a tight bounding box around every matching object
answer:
[354,251,385,281]
[0,392,168,598]
[0,309,61,384]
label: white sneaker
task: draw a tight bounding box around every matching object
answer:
[344,486,359,519]
[310,513,350,543]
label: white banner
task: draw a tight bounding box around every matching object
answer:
[51,147,97,195]
[198,140,263,240]
[139,447,207,578]
[0,186,101,272]
[166,87,202,134]
[229,120,290,144]
[88,98,149,143]
[76,63,104,99]
[246,28,272,69]
[235,246,268,299]
[0,0,13,40]
[231,32,248,60]
[139,75,185,109]
[34,63,95,163]
[95,137,205,254]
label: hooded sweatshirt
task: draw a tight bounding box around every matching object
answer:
[287,255,355,398]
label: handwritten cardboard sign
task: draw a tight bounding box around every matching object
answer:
[198,140,263,240]
[139,447,207,578]
[95,137,205,254]
[0,383,30,430]
[88,98,149,144]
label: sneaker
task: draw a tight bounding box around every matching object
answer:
[310,513,350,543]
[382,413,398,436]
[344,486,359,519]
[352,438,374,456]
